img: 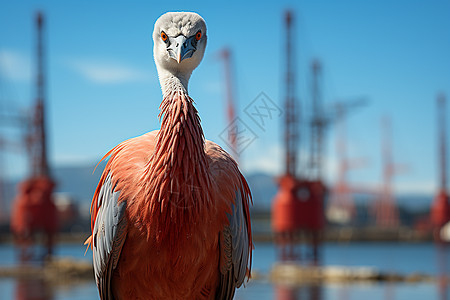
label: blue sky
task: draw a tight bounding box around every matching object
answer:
[1,0,450,195]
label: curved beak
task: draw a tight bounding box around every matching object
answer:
[167,35,197,63]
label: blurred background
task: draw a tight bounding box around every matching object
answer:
[1,0,450,299]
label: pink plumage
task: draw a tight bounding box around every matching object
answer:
[86,11,252,299]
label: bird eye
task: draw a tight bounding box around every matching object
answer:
[161,31,168,42]
[195,31,202,41]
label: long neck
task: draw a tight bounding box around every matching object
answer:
[157,67,192,96]
[144,75,212,241]
[154,78,206,170]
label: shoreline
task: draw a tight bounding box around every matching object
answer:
[0,227,434,245]
[0,257,443,285]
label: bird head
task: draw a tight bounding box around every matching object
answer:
[153,12,207,81]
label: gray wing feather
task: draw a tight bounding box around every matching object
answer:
[92,173,127,300]
[216,188,250,300]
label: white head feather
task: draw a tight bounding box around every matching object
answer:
[153,12,207,94]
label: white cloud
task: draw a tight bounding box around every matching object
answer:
[68,59,152,84]
[0,49,32,81]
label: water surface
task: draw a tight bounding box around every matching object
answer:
[0,242,447,299]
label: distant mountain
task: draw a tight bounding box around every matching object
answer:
[52,165,282,211]
[1,161,105,215]
[52,161,106,203]
[246,172,278,210]
[1,164,433,216]
[1,179,17,214]
[245,173,434,213]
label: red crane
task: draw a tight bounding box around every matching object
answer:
[11,12,58,261]
[326,99,367,224]
[272,11,324,264]
[372,116,406,227]
[431,93,450,240]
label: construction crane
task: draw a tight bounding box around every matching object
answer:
[431,93,450,240]
[326,98,367,224]
[272,11,324,265]
[372,115,407,227]
[10,12,58,261]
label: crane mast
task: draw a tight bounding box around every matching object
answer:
[31,12,50,178]
[284,11,298,177]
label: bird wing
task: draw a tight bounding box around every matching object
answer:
[206,141,252,300]
[86,131,158,299]
[89,172,127,300]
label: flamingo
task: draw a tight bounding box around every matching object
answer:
[86,12,252,299]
